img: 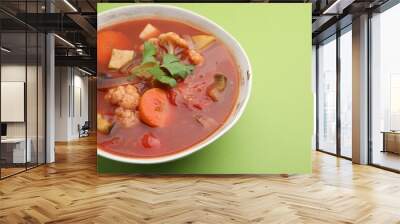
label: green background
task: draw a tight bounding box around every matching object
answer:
[97,3,312,174]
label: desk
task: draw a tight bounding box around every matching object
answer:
[382,131,400,154]
[1,138,31,164]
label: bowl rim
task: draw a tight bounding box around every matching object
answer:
[97,4,252,164]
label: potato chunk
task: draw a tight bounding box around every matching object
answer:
[97,114,113,134]
[192,35,216,51]
[139,24,160,40]
[108,49,135,70]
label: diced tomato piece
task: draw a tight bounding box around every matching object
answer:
[141,133,161,148]
[193,103,203,110]
[167,89,178,106]
[98,137,121,151]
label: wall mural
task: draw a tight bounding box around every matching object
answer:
[97,3,312,174]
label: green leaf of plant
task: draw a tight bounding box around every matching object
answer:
[146,66,177,87]
[162,62,194,79]
[146,66,165,78]
[127,74,135,81]
[131,61,158,79]
[161,54,194,79]
[156,75,177,87]
[130,45,194,86]
[162,53,179,65]
[142,41,157,64]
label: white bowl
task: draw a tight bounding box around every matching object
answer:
[97,4,252,164]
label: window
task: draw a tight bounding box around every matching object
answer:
[0,1,47,179]
[371,3,400,171]
[317,36,337,154]
[390,74,400,130]
[339,28,352,158]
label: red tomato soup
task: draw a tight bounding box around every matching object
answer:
[97,18,240,158]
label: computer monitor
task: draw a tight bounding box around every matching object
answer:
[1,123,7,137]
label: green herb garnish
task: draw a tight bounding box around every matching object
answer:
[130,42,194,87]
[129,61,158,80]
[147,66,177,87]
[142,41,157,64]
[162,53,179,64]
[161,54,194,79]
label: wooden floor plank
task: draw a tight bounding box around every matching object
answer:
[0,136,400,223]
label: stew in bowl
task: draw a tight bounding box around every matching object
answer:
[97,5,251,164]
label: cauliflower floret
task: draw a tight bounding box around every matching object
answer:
[159,32,189,49]
[157,32,204,66]
[104,86,125,105]
[104,84,140,110]
[115,107,138,128]
[119,92,139,110]
[105,85,140,128]
[125,84,139,95]
[187,49,204,65]
[119,85,140,109]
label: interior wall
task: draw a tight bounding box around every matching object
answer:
[54,67,89,141]
[71,72,89,138]
[312,45,316,150]
[88,77,97,132]
[55,66,70,141]
[1,64,39,139]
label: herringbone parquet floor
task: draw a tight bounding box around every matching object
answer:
[1,136,400,224]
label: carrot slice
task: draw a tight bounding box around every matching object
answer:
[97,30,133,70]
[139,88,170,127]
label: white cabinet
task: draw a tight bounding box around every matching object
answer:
[1,138,32,163]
